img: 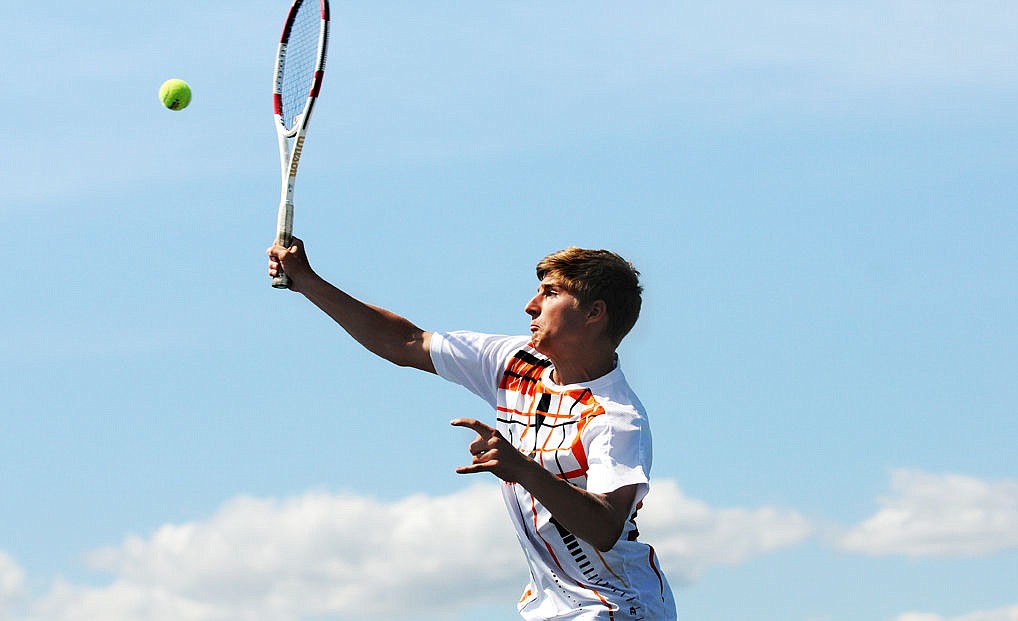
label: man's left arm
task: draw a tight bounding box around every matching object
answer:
[451,418,637,552]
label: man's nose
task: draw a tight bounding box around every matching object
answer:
[524,295,540,317]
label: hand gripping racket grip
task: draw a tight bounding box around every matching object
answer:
[271,202,294,289]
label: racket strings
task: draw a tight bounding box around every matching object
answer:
[280,0,323,130]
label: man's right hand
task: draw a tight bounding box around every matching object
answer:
[267,236,314,291]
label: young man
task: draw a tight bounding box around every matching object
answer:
[267,239,676,621]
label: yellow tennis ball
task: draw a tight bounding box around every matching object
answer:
[159,78,192,111]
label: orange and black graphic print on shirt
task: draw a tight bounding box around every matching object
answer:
[496,350,606,489]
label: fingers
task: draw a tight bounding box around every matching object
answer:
[458,443,501,473]
[451,418,496,458]
[450,418,493,434]
[267,237,306,280]
[455,460,498,475]
[266,244,287,278]
[451,419,521,481]
[266,237,303,259]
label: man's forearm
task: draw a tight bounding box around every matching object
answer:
[515,459,634,552]
[297,272,435,372]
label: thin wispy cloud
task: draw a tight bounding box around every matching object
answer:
[8,2,1018,204]
[894,604,1018,621]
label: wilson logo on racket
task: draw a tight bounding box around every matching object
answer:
[288,135,306,177]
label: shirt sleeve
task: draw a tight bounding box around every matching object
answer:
[429,331,530,407]
[582,405,653,506]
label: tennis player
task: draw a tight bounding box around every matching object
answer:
[267,239,677,621]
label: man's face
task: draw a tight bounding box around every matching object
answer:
[524,275,589,358]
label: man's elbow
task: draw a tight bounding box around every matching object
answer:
[591,524,625,552]
[388,338,435,373]
[392,355,436,374]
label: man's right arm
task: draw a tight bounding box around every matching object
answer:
[267,238,436,374]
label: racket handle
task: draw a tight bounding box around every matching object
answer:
[272,201,295,289]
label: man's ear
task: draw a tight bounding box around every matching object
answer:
[586,300,608,324]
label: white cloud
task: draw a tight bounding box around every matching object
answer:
[839,470,1018,557]
[0,478,812,621]
[0,551,26,609]
[10,485,522,621]
[5,471,1015,621]
[637,479,815,584]
[894,604,1018,621]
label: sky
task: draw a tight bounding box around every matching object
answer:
[2,1,1016,620]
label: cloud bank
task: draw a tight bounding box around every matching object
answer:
[0,478,805,621]
[2,470,1016,621]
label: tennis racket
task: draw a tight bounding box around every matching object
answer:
[271,0,330,289]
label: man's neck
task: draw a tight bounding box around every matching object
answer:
[548,352,617,386]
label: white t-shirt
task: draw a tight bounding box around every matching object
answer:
[431,331,677,621]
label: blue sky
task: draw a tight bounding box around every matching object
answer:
[2,2,1016,620]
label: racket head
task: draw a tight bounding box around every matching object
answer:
[273,0,330,135]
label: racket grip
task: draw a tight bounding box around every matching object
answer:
[271,273,291,289]
[272,201,294,289]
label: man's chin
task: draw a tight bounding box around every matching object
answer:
[528,338,551,356]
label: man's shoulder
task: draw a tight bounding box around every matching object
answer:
[585,370,647,419]
[432,331,534,375]
[434,331,528,353]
